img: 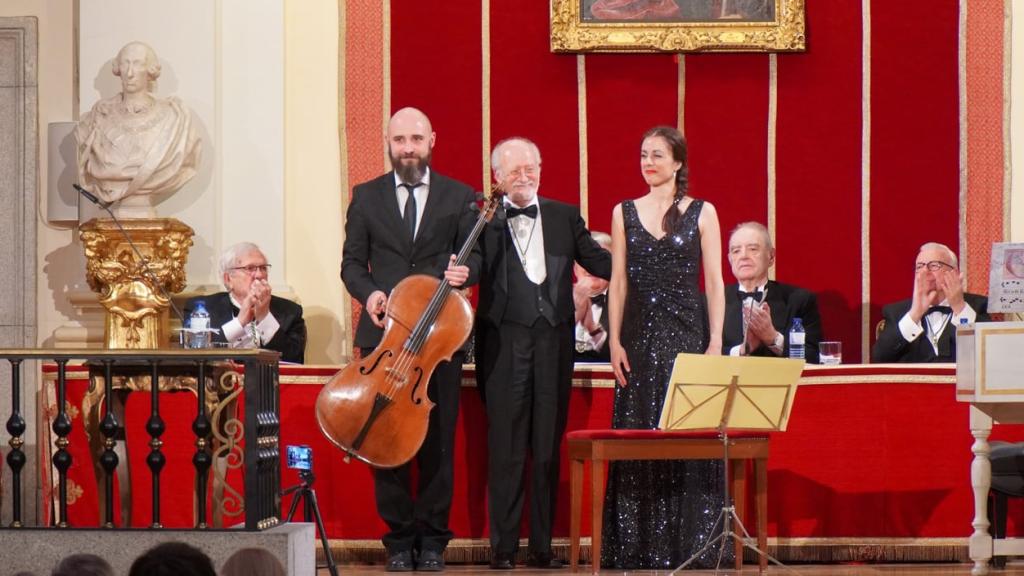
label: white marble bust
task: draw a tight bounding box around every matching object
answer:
[77,41,201,218]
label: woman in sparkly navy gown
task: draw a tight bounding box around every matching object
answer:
[602,126,727,569]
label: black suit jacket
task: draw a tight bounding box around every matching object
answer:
[341,171,481,349]
[184,292,307,363]
[723,280,823,364]
[475,197,611,330]
[871,293,990,363]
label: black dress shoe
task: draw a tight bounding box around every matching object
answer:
[526,552,564,569]
[386,550,414,572]
[417,549,445,572]
[489,552,515,570]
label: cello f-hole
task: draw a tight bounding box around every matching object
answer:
[359,349,394,375]
[409,367,425,404]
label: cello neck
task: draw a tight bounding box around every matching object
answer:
[405,186,505,354]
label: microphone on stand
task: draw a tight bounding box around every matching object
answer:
[73,184,189,340]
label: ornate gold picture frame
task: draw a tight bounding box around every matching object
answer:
[551,0,806,53]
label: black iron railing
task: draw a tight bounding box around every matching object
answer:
[0,348,281,531]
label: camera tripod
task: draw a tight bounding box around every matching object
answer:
[282,469,339,576]
[670,428,792,575]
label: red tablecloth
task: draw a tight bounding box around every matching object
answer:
[41,363,1024,539]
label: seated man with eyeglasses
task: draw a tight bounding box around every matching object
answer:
[184,242,307,363]
[872,242,989,363]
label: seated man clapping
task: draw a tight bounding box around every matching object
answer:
[184,242,306,363]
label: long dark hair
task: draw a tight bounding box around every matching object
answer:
[642,125,689,234]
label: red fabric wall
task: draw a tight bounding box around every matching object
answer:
[387,0,962,363]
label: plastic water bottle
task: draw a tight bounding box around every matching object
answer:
[788,317,805,360]
[189,301,210,349]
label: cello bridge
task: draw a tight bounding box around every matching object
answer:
[383,367,408,386]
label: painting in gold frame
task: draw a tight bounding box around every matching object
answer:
[551,0,806,53]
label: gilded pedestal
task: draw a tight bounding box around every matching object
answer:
[79,218,194,349]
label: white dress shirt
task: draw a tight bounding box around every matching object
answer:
[221,293,281,349]
[897,299,977,354]
[506,198,546,284]
[395,168,431,240]
[729,282,772,356]
[575,294,608,353]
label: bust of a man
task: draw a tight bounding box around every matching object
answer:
[77,41,201,218]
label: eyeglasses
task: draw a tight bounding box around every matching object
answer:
[914,261,954,272]
[506,165,539,179]
[230,264,272,275]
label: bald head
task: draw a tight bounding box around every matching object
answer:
[387,107,435,183]
[389,107,432,135]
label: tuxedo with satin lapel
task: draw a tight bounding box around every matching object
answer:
[723,280,823,364]
[872,293,990,363]
[339,169,480,557]
[474,196,610,557]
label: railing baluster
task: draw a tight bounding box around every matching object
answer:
[6,359,25,527]
[98,360,119,527]
[51,359,72,527]
[192,360,212,528]
[146,360,165,528]
[270,362,281,523]
[1,350,281,533]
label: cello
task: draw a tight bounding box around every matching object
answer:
[315,185,504,468]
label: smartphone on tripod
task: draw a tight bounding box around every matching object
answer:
[287,445,313,472]
[282,444,338,576]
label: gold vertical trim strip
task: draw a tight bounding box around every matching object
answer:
[958,0,969,275]
[382,0,392,172]
[677,56,686,135]
[861,0,872,363]
[337,0,352,360]
[578,55,589,221]
[1004,0,1013,242]
[483,0,491,188]
[767,54,778,281]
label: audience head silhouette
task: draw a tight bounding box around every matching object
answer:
[52,553,113,576]
[128,542,216,576]
[221,547,286,576]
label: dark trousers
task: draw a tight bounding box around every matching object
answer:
[363,347,463,554]
[478,320,573,555]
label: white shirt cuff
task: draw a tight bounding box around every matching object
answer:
[897,312,924,343]
[954,303,978,326]
[221,318,246,345]
[257,312,281,344]
[728,344,742,357]
[221,311,280,347]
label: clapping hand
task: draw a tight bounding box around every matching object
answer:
[747,302,775,348]
[909,268,935,323]
[239,279,271,326]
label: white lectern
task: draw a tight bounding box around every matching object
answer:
[956,321,1024,575]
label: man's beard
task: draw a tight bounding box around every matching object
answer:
[390,150,431,184]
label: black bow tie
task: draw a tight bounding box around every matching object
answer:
[927,305,953,316]
[506,205,538,219]
[737,290,763,302]
[591,293,607,308]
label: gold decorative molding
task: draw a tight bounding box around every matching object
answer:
[550,0,806,53]
[79,218,194,349]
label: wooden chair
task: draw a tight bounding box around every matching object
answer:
[567,429,769,573]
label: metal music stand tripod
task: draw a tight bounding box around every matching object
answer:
[658,354,803,575]
[282,468,339,576]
